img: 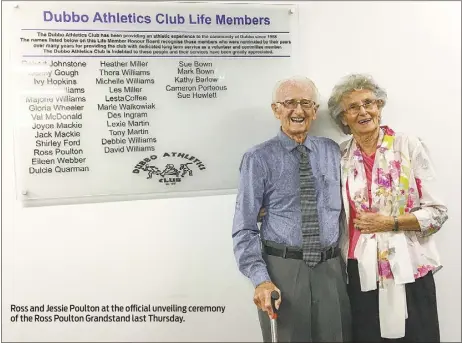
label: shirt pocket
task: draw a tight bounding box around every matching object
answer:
[273,171,299,197]
[322,175,341,211]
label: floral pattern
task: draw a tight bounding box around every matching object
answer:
[425,224,439,236]
[415,177,423,198]
[340,126,448,286]
[414,264,435,279]
[378,260,393,279]
[378,250,393,279]
[375,167,392,188]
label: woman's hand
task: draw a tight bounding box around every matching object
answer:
[257,207,266,223]
[353,212,393,233]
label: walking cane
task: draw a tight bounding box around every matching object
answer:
[270,290,279,342]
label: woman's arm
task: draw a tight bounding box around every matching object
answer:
[354,212,421,233]
[379,214,421,231]
[354,136,448,235]
[408,137,448,237]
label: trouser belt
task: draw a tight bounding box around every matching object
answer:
[263,242,340,262]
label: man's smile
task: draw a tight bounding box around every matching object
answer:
[290,117,305,123]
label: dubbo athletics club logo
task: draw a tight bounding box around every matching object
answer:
[133,152,206,186]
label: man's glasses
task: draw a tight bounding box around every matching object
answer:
[345,99,381,115]
[277,99,317,110]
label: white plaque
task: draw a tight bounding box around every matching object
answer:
[7,1,298,205]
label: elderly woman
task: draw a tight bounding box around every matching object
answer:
[327,74,448,342]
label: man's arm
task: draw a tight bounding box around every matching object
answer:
[232,151,271,287]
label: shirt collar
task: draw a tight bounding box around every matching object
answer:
[277,128,313,152]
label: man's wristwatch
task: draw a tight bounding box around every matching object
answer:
[393,216,399,231]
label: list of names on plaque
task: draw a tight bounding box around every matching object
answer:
[97,60,157,154]
[27,60,88,175]
[13,3,292,201]
[167,60,228,99]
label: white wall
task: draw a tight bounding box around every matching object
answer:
[2,1,460,342]
[300,3,461,340]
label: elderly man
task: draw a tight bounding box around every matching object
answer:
[232,76,351,342]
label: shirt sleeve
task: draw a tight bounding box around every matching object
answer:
[232,151,271,287]
[410,137,448,237]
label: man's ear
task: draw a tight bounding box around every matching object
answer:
[271,103,280,119]
[312,104,320,120]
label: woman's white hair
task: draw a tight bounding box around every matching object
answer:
[327,74,387,135]
[272,76,320,104]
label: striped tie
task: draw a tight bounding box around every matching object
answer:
[297,145,321,267]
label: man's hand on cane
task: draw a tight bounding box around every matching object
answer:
[254,281,281,318]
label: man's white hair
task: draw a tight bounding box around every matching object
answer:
[272,76,320,103]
